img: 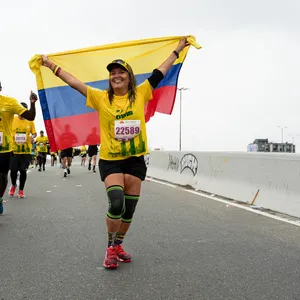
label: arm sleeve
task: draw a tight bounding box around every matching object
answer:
[147,69,164,89]
[86,86,106,111]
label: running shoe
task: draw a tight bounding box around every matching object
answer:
[115,244,131,263]
[18,190,25,198]
[9,185,16,196]
[103,246,119,269]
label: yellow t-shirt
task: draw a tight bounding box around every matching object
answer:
[86,80,153,160]
[12,116,36,154]
[80,145,87,154]
[0,95,27,153]
[36,136,49,153]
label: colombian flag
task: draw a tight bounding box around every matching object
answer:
[29,36,201,152]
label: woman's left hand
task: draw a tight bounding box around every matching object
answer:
[175,36,190,53]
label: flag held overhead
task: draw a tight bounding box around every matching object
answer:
[29,35,201,152]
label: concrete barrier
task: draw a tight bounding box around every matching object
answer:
[147,151,300,218]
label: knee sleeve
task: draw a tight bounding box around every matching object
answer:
[107,186,125,219]
[121,195,139,223]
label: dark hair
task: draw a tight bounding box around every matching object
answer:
[107,63,137,105]
[20,102,28,109]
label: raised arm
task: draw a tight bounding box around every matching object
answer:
[157,37,190,76]
[21,91,37,121]
[42,55,87,97]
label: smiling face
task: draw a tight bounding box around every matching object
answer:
[109,67,130,93]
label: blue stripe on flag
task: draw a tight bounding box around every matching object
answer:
[39,64,181,120]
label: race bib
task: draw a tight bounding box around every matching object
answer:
[114,120,141,142]
[0,132,3,146]
[40,143,44,147]
[15,133,27,144]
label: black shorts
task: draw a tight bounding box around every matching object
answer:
[99,155,147,182]
[10,154,31,172]
[61,148,73,159]
[38,152,47,159]
[81,153,87,158]
[88,145,98,157]
[0,152,13,174]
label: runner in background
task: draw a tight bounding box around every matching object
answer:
[80,145,87,166]
[35,130,48,171]
[87,144,98,173]
[9,102,37,198]
[0,83,37,214]
[50,151,58,166]
[60,147,73,177]
[30,139,37,168]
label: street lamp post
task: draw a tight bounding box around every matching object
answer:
[277,126,287,143]
[177,87,189,151]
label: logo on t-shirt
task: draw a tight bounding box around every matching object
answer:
[115,110,133,120]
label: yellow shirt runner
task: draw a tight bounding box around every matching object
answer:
[12,116,36,154]
[0,96,27,153]
[80,145,87,155]
[36,136,49,153]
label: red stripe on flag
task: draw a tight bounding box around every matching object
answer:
[145,85,177,122]
[45,112,100,152]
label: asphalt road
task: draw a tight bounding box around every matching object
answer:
[1,158,300,300]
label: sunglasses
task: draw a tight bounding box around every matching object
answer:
[111,59,129,69]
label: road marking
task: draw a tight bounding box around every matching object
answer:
[147,177,300,228]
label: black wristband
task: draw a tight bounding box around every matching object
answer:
[173,50,179,58]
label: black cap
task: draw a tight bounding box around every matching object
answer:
[107,59,130,72]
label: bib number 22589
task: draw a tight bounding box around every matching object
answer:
[114,120,141,142]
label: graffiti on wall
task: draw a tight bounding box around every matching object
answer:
[168,154,180,171]
[180,153,198,176]
[167,153,198,176]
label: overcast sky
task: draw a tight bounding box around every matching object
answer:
[1,0,300,151]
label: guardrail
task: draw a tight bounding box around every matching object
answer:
[147,151,300,218]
